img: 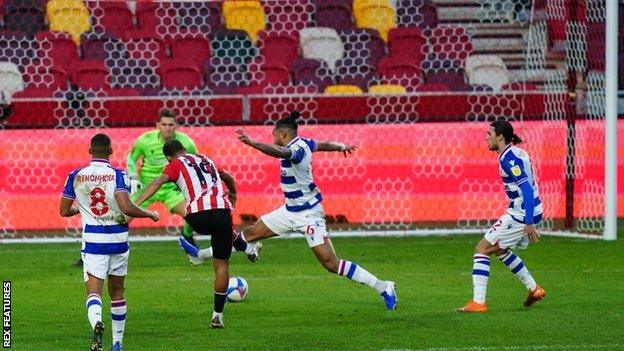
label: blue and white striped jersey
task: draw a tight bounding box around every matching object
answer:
[280,137,323,212]
[498,144,543,224]
[62,159,131,255]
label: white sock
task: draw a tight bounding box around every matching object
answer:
[472,254,490,304]
[86,293,102,329]
[337,259,387,293]
[111,299,127,344]
[497,251,537,290]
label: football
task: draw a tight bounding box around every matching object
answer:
[226,276,248,302]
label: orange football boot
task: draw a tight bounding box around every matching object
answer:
[456,300,488,313]
[524,284,546,307]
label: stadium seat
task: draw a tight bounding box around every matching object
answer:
[159,59,202,90]
[378,56,422,90]
[22,65,69,91]
[396,0,438,29]
[299,27,343,72]
[263,0,311,34]
[222,0,266,42]
[70,59,111,91]
[339,29,385,66]
[89,1,134,38]
[353,0,397,42]
[211,29,258,65]
[248,59,290,86]
[81,31,125,63]
[46,0,91,45]
[291,58,334,91]
[368,83,405,94]
[257,30,299,67]
[169,30,211,69]
[34,31,78,69]
[122,29,168,66]
[135,1,177,36]
[312,0,354,32]
[465,54,509,91]
[501,82,538,91]
[324,84,363,95]
[388,27,426,64]
[427,26,473,68]
[0,62,25,104]
[174,1,223,38]
[3,0,47,36]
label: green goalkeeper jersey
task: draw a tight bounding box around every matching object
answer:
[126,130,197,184]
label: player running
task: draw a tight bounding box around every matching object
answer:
[60,133,159,351]
[457,119,546,313]
[179,111,398,310]
[135,140,257,328]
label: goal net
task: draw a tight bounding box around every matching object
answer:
[0,0,614,241]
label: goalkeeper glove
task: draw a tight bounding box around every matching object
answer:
[130,176,142,195]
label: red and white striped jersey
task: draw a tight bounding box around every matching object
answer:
[162,154,231,214]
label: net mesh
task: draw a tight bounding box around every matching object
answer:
[0,0,613,239]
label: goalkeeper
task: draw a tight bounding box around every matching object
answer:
[127,108,199,251]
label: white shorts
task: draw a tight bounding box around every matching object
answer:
[484,214,532,250]
[82,251,129,282]
[260,204,329,247]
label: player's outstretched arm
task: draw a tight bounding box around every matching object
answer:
[218,169,238,207]
[59,198,80,217]
[316,141,357,157]
[236,129,291,159]
[115,191,159,222]
[134,174,169,208]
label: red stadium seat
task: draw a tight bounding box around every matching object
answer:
[169,30,211,69]
[122,29,168,66]
[159,59,202,90]
[263,0,311,34]
[71,59,110,91]
[34,31,78,69]
[378,56,422,90]
[427,26,473,67]
[312,0,354,32]
[388,27,426,64]
[90,1,135,38]
[257,30,300,67]
[291,58,334,91]
[135,1,178,36]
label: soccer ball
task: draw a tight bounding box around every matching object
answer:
[226,276,248,302]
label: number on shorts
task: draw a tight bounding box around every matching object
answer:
[89,187,109,215]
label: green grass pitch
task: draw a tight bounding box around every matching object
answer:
[2,234,623,351]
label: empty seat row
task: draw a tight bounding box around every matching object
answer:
[2,0,439,42]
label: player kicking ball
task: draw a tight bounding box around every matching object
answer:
[457,120,546,313]
[179,111,398,310]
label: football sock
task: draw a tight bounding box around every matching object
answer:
[497,251,537,290]
[182,223,196,247]
[337,259,387,293]
[214,291,227,313]
[472,254,490,304]
[86,293,102,329]
[232,232,255,254]
[110,299,127,344]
